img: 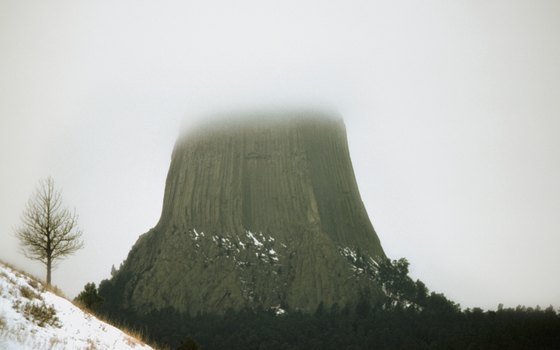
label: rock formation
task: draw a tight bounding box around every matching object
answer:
[102,111,386,315]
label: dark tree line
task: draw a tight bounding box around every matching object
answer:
[77,258,560,350]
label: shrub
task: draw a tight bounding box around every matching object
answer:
[27,279,39,290]
[19,285,41,300]
[45,284,65,298]
[85,338,98,350]
[49,336,61,348]
[22,301,61,328]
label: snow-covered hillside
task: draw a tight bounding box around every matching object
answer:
[0,262,153,350]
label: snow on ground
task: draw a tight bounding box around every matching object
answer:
[0,263,153,350]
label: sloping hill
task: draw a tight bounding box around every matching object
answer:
[0,262,153,350]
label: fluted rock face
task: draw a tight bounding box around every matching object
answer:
[109,113,386,315]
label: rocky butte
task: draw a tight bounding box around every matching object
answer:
[100,111,387,316]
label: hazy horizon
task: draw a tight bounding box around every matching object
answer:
[1,0,559,311]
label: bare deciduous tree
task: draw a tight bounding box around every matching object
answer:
[15,177,84,285]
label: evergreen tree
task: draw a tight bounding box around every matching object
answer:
[75,282,103,310]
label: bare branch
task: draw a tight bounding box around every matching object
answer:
[14,177,84,284]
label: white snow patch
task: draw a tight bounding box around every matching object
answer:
[341,247,357,261]
[192,228,200,240]
[238,240,246,249]
[270,305,287,316]
[246,231,264,247]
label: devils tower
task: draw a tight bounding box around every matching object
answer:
[100,111,386,316]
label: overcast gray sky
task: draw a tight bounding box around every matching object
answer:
[1,0,559,310]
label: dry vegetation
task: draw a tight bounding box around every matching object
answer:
[0,259,156,349]
[73,305,156,349]
[19,285,40,300]
[0,312,6,330]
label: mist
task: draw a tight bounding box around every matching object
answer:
[1,0,560,311]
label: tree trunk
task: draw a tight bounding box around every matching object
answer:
[46,258,52,286]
